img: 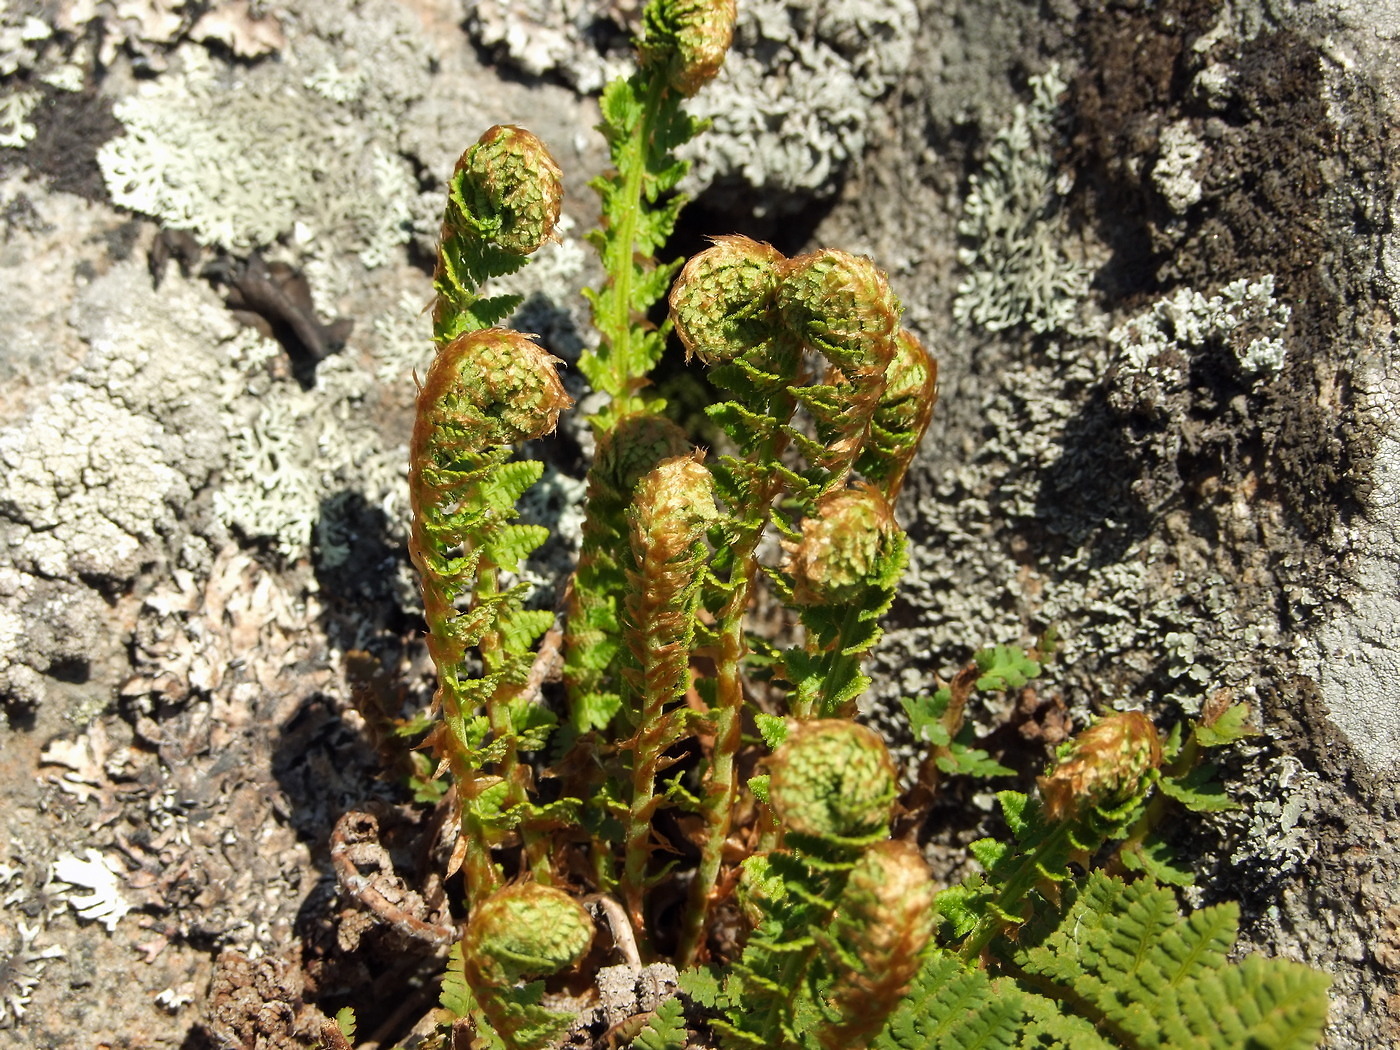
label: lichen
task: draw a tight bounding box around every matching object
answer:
[1107,274,1290,396]
[952,65,1092,335]
[464,0,914,215]
[50,849,132,932]
[0,1,52,76]
[0,920,64,1027]
[1152,119,1206,215]
[682,0,916,213]
[465,0,633,94]
[98,42,419,264]
[213,352,406,563]
[0,262,233,585]
[0,88,39,149]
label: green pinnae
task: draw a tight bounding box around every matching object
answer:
[461,882,594,988]
[777,249,901,374]
[787,487,899,606]
[452,125,564,256]
[415,330,572,455]
[641,0,738,97]
[767,720,897,840]
[669,234,786,365]
[858,328,938,498]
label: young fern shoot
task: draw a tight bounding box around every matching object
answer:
[388,2,1331,1047]
[409,127,571,900]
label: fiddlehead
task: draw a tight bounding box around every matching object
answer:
[711,721,912,1050]
[943,711,1164,962]
[564,412,692,733]
[409,329,572,899]
[776,486,908,719]
[777,248,901,484]
[859,328,938,500]
[461,882,594,1050]
[640,0,737,97]
[619,454,717,939]
[433,125,564,344]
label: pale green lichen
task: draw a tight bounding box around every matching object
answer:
[1153,119,1207,215]
[953,65,1092,335]
[98,46,416,264]
[213,353,405,562]
[682,0,917,212]
[0,88,39,149]
[1108,274,1290,384]
[465,0,916,214]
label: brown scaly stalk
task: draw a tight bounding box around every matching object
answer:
[618,454,717,940]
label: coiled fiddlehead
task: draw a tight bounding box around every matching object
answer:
[461,882,594,1050]
[410,330,572,900]
[433,125,564,344]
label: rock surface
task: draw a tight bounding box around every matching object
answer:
[0,0,1396,1047]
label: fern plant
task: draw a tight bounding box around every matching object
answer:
[331,2,1332,1048]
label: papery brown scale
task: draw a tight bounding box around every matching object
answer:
[817,839,936,1050]
[1037,711,1163,821]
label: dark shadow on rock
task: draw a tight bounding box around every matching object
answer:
[1032,394,1153,569]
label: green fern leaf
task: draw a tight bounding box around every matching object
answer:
[974,644,1042,691]
[628,997,689,1050]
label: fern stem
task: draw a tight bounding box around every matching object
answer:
[957,819,1074,962]
[677,516,768,965]
[586,72,670,429]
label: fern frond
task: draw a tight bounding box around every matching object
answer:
[628,996,690,1050]
[565,413,692,732]
[433,126,563,346]
[410,329,572,897]
[946,713,1163,960]
[1014,872,1331,1050]
[581,1,735,425]
[619,455,717,938]
[461,883,594,1050]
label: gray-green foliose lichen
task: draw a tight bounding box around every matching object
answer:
[952,65,1092,335]
[466,0,915,216]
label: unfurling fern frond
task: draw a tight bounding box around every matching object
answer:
[942,712,1163,961]
[461,882,595,1050]
[619,455,717,937]
[581,0,736,427]
[434,125,564,343]
[564,413,692,733]
[775,486,907,720]
[711,722,919,1050]
[409,329,572,898]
